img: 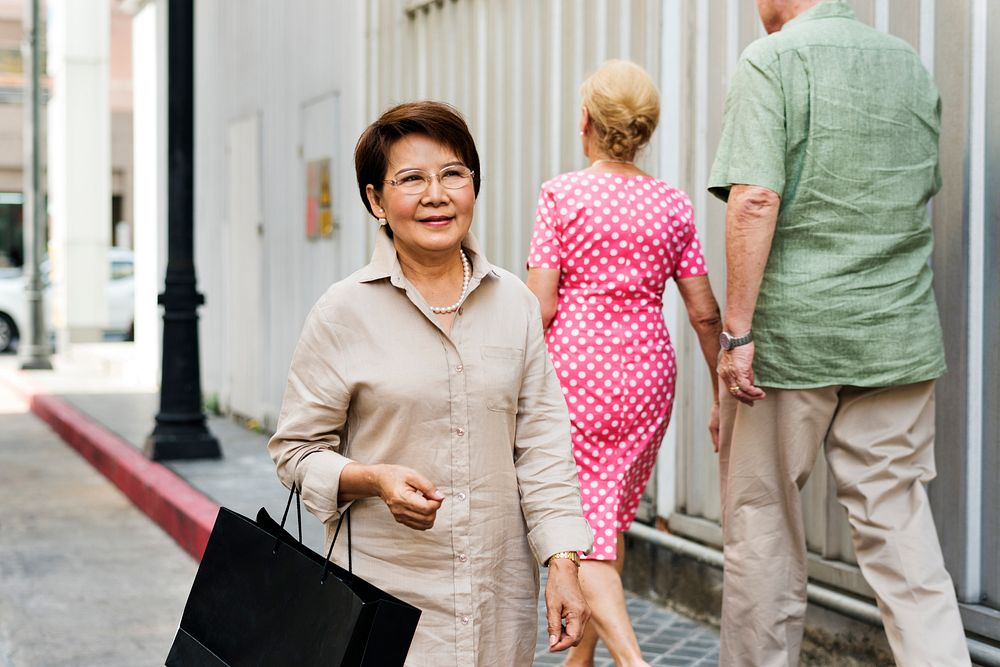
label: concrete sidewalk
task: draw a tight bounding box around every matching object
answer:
[0,376,196,666]
[0,345,720,666]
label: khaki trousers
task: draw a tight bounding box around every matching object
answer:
[718,380,970,667]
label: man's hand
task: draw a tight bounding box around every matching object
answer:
[718,343,766,406]
[373,464,444,530]
[544,559,590,652]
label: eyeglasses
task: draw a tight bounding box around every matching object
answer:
[384,166,475,195]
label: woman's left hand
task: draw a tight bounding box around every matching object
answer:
[544,560,590,652]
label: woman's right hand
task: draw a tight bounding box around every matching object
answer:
[372,464,445,530]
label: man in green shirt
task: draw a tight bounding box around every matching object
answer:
[708,1,970,665]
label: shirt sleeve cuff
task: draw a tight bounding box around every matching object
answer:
[298,450,354,524]
[708,175,784,203]
[527,516,595,565]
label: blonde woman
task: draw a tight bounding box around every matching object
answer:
[527,61,722,666]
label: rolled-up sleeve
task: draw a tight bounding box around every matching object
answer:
[513,298,594,563]
[267,304,354,524]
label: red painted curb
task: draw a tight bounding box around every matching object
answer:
[2,370,219,561]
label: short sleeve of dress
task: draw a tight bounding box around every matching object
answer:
[671,196,708,281]
[527,185,563,270]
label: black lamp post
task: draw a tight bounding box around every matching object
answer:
[144,0,220,461]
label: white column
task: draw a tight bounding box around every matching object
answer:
[129,0,166,386]
[47,0,111,347]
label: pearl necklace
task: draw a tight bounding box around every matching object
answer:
[591,158,634,168]
[429,249,471,314]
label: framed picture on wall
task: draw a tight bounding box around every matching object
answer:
[305,158,333,239]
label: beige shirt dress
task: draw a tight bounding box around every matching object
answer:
[268,225,593,666]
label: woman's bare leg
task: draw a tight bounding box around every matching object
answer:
[564,534,650,667]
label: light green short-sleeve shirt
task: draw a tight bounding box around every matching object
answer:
[708,0,946,389]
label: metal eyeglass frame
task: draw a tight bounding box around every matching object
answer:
[383,166,475,194]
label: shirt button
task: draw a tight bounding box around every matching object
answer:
[455,364,464,373]
[457,492,467,501]
[458,553,468,562]
[461,616,470,625]
[455,427,465,436]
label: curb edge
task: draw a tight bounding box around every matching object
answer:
[3,369,218,561]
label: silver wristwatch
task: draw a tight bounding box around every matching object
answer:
[720,330,753,351]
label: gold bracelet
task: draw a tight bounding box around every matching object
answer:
[546,551,581,567]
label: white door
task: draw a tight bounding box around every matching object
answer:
[223,114,263,419]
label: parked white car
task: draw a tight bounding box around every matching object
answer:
[0,249,135,352]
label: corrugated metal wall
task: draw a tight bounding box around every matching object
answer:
[984,0,1000,619]
[365,0,667,271]
[191,0,998,639]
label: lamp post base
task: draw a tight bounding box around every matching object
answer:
[20,360,54,370]
[145,419,222,461]
[20,354,53,370]
[19,338,52,370]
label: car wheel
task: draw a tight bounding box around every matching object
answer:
[0,312,17,353]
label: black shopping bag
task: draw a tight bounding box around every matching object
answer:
[165,489,420,666]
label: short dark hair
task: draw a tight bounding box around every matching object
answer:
[354,101,482,218]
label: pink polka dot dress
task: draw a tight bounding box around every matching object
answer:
[528,170,707,560]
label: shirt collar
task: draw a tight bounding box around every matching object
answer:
[356,222,499,286]
[784,0,855,30]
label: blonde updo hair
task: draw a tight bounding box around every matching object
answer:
[580,60,660,162]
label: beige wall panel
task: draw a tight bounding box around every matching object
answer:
[0,168,21,191]
[523,0,546,254]
[928,0,974,588]
[850,0,877,26]
[984,0,1000,612]
[0,104,24,171]
[889,0,921,42]
[740,1,765,45]
[675,0,727,522]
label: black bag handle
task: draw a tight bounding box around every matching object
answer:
[322,509,352,583]
[277,482,303,544]
[277,483,353,582]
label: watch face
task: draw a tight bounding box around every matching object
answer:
[720,332,732,350]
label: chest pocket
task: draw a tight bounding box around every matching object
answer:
[481,345,524,413]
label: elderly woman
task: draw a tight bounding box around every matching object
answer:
[268,101,593,666]
[527,61,722,666]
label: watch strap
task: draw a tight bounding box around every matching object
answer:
[546,551,581,567]
[721,329,753,350]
